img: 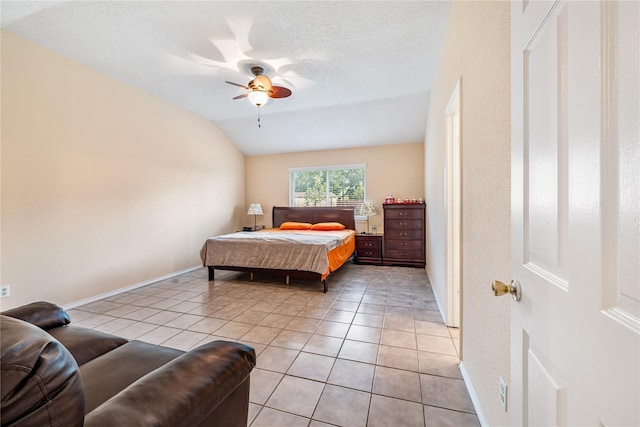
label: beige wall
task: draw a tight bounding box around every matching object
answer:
[245,143,424,233]
[0,31,245,310]
[424,2,511,425]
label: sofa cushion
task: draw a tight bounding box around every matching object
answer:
[2,301,71,330]
[84,340,256,427]
[49,326,128,366]
[79,340,183,413]
[0,315,84,427]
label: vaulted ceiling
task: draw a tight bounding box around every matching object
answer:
[1,1,451,155]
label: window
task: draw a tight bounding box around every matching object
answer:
[289,164,366,209]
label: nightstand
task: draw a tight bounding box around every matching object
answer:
[354,233,383,265]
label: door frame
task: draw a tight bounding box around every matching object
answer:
[445,79,462,328]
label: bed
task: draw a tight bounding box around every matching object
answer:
[200,206,356,292]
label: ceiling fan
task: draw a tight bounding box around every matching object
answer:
[226,66,292,108]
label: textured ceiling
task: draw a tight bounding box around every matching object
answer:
[1,1,451,156]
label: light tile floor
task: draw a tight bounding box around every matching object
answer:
[69,262,480,427]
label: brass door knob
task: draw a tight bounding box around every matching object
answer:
[492,279,521,302]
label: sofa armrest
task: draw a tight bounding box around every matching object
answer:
[1,301,70,330]
[84,340,256,427]
[1,315,84,427]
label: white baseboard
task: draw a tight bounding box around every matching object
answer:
[63,265,202,310]
[459,361,489,427]
[426,267,446,324]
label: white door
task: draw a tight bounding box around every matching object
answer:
[510,1,639,426]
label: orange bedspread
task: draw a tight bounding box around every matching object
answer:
[324,231,355,279]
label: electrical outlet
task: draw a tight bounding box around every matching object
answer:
[499,376,508,411]
[0,285,10,298]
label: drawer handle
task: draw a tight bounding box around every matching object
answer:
[365,243,373,247]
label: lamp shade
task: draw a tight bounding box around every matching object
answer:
[247,203,263,215]
[248,91,269,107]
[360,201,377,216]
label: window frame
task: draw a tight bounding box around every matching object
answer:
[288,164,367,219]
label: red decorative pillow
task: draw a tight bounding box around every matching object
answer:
[310,222,346,231]
[280,222,313,230]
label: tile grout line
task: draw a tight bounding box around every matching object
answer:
[72,265,475,427]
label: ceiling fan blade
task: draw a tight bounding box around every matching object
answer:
[270,86,292,98]
[226,81,249,89]
[233,93,248,100]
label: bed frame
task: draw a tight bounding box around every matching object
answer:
[207,206,356,293]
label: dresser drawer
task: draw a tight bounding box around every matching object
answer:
[384,208,424,220]
[385,239,423,251]
[384,219,422,231]
[357,248,381,259]
[384,229,423,240]
[384,249,423,261]
[356,238,381,251]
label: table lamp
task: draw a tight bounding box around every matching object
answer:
[359,201,377,234]
[247,203,263,230]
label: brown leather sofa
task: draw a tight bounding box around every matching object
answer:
[1,302,256,427]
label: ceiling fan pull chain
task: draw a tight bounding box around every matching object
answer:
[257,106,261,128]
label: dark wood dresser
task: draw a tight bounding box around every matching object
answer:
[383,204,426,268]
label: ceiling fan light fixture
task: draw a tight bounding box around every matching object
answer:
[248,90,269,107]
[249,75,272,91]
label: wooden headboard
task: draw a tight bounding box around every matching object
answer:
[272,206,356,230]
